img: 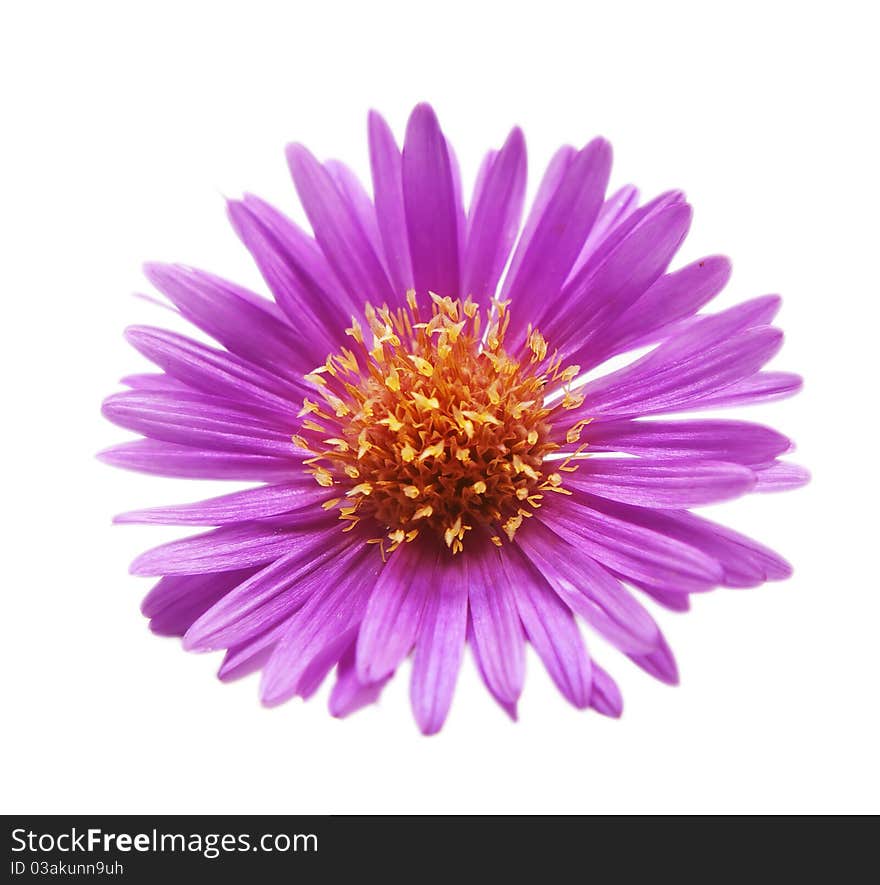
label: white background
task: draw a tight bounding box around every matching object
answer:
[2,1,877,814]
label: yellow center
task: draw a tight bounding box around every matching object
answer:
[293,292,589,556]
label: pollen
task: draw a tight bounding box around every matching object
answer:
[295,292,585,554]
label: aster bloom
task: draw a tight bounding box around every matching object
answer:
[101,103,807,734]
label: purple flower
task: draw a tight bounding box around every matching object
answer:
[101,103,807,734]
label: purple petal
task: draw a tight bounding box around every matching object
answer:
[569,184,640,279]
[518,522,662,654]
[576,495,791,588]
[144,263,307,378]
[287,142,394,307]
[131,516,337,578]
[574,325,784,419]
[102,390,295,455]
[402,103,462,299]
[217,641,275,683]
[115,479,330,526]
[142,568,258,636]
[504,544,592,708]
[325,159,388,279]
[563,458,756,508]
[753,461,810,492]
[183,526,362,649]
[467,150,497,232]
[97,440,297,482]
[637,585,692,611]
[504,138,612,338]
[368,110,414,298]
[573,190,685,283]
[627,630,679,685]
[260,547,381,706]
[227,197,355,345]
[237,194,346,305]
[329,642,393,718]
[467,544,526,705]
[581,255,733,370]
[284,632,354,701]
[501,145,574,299]
[123,325,306,418]
[121,373,188,392]
[589,661,624,718]
[540,495,723,594]
[544,202,693,359]
[410,553,469,734]
[694,371,803,408]
[356,538,438,681]
[641,293,782,356]
[461,127,527,303]
[575,418,792,466]
[468,617,518,720]
[444,136,468,288]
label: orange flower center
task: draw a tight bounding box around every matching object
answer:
[294,292,588,555]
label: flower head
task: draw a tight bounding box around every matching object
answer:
[102,103,807,733]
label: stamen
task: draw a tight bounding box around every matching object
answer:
[295,295,586,553]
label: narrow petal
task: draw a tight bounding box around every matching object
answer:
[260,547,381,706]
[325,159,387,277]
[280,632,352,701]
[518,522,662,654]
[579,255,732,370]
[642,292,781,354]
[183,526,361,649]
[141,568,258,636]
[545,202,693,359]
[467,150,497,233]
[144,263,307,378]
[504,544,592,708]
[627,630,679,685]
[468,617,518,720]
[443,136,467,286]
[467,544,526,705]
[287,142,394,307]
[121,373,188,392]
[97,440,297,482]
[356,538,438,681]
[237,193,345,306]
[753,461,810,492]
[115,479,330,526]
[569,184,640,279]
[217,641,275,683]
[573,325,784,419]
[130,517,337,578]
[368,110,414,297]
[504,138,612,338]
[574,190,685,282]
[574,418,792,466]
[461,127,527,303]
[410,554,469,734]
[694,371,803,408]
[637,585,692,611]
[573,495,791,588]
[563,458,756,508]
[329,642,393,718]
[501,145,575,299]
[102,390,295,455]
[124,325,306,418]
[402,103,461,298]
[540,494,723,593]
[589,661,624,717]
[227,197,354,347]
